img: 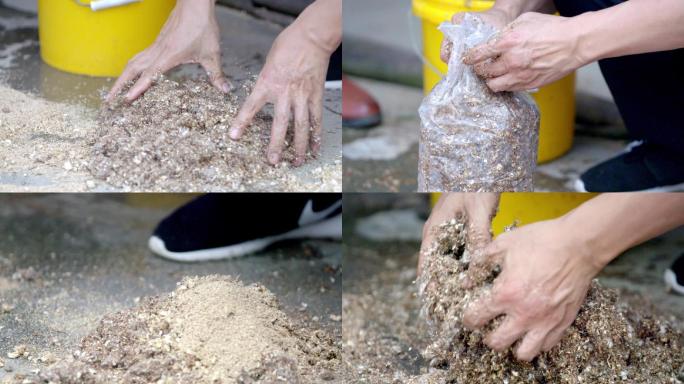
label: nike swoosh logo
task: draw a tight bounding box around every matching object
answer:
[298,199,342,227]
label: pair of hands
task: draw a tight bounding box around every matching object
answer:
[420,194,601,361]
[107,0,333,167]
[440,9,585,92]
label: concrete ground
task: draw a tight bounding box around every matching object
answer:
[0,194,342,380]
[343,193,684,380]
[341,0,652,192]
[0,3,341,192]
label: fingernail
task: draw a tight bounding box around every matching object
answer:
[229,128,239,140]
[268,152,280,165]
[293,156,304,167]
[221,81,231,93]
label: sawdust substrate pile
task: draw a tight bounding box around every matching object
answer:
[0,84,95,188]
[89,78,331,192]
[415,218,684,383]
[38,275,341,383]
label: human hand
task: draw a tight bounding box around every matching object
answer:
[419,193,499,274]
[463,12,585,92]
[228,20,333,166]
[106,0,230,103]
[462,217,607,361]
[439,8,515,63]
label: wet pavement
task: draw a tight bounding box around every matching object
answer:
[343,194,684,381]
[0,194,342,380]
[0,4,342,192]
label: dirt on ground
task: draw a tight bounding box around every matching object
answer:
[343,260,428,383]
[7,275,343,384]
[0,83,95,191]
[416,218,684,383]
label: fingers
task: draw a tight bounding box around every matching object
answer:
[451,12,466,24]
[308,91,323,157]
[125,69,157,103]
[465,214,492,251]
[292,99,310,167]
[462,239,503,288]
[485,74,517,92]
[107,63,142,102]
[229,88,267,140]
[266,98,292,165]
[473,57,508,79]
[462,289,503,329]
[485,316,526,352]
[541,309,575,352]
[516,328,547,361]
[439,38,452,63]
[440,13,466,63]
[463,40,502,66]
[541,324,567,352]
[418,220,436,275]
[201,57,232,94]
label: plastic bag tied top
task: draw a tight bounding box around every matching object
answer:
[418,14,540,192]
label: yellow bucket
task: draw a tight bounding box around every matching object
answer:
[430,192,597,235]
[413,0,575,163]
[38,0,176,77]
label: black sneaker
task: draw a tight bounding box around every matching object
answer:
[574,141,684,192]
[664,254,684,296]
[149,194,342,262]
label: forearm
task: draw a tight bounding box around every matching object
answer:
[574,0,684,63]
[492,0,555,18]
[561,193,684,269]
[291,0,342,54]
[177,0,215,12]
[172,0,215,22]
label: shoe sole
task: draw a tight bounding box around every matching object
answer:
[664,269,684,296]
[325,80,342,90]
[573,178,684,192]
[573,179,588,192]
[149,214,342,262]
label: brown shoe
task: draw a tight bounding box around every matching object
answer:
[342,76,382,128]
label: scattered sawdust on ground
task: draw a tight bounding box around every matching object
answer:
[343,253,428,383]
[89,77,339,192]
[416,218,684,383]
[34,276,341,383]
[0,84,95,191]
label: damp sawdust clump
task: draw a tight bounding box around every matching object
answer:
[88,78,304,192]
[38,275,341,383]
[416,218,684,384]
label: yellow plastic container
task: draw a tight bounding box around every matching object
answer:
[413,0,575,163]
[431,192,597,235]
[38,0,176,77]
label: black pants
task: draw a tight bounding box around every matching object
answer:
[554,0,684,155]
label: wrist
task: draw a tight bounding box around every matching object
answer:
[569,11,604,65]
[492,3,522,22]
[290,19,340,55]
[178,0,215,13]
[557,212,619,274]
[290,0,341,55]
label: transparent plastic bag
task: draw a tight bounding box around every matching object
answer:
[418,14,540,192]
